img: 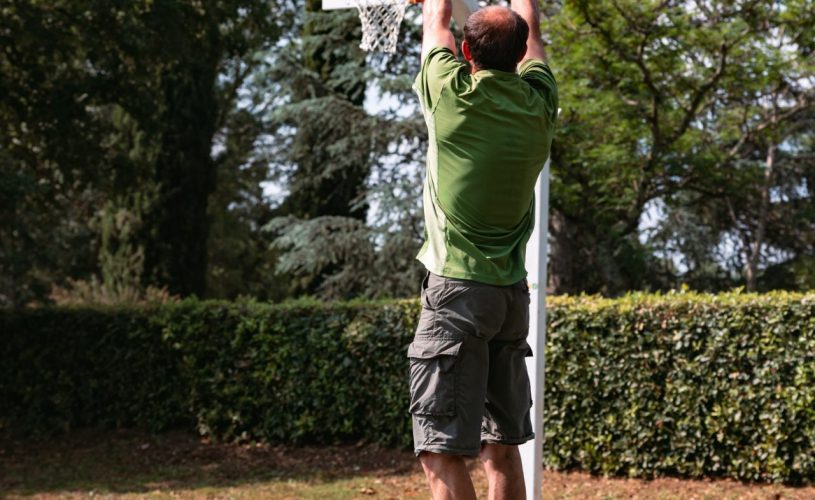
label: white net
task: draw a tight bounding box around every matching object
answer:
[353,0,409,54]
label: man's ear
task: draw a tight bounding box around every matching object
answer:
[517,43,528,63]
[462,40,472,62]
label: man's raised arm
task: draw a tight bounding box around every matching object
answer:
[511,0,546,63]
[420,0,456,62]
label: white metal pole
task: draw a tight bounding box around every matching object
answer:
[521,159,550,500]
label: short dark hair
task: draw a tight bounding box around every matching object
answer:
[463,7,529,73]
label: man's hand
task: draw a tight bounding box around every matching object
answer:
[511,0,546,63]
[421,0,456,62]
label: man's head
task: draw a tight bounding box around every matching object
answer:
[462,6,529,73]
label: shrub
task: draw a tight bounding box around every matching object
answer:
[544,292,815,483]
[0,299,415,446]
[1,291,814,482]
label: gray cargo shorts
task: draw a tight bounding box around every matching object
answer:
[408,271,534,457]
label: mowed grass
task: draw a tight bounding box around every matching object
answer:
[2,429,813,499]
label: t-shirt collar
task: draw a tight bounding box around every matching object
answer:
[473,68,519,80]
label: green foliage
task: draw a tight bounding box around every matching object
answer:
[545,291,815,483]
[3,293,815,483]
[0,306,188,433]
[0,299,417,447]
[255,3,428,301]
[0,0,287,305]
[48,277,176,307]
[547,0,815,294]
[266,214,424,300]
[3,0,813,306]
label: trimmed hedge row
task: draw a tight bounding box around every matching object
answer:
[0,299,415,446]
[2,292,814,483]
[544,292,815,483]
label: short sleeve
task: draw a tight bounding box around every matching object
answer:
[519,59,559,122]
[414,46,466,114]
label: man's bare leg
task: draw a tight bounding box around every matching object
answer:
[419,451,478,500]
[480,443,526,500]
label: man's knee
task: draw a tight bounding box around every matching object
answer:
[479,443,520,468]
[420,450,466,469]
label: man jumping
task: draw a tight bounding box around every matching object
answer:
[408,0,558,498]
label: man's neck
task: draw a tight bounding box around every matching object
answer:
[471,66,517,75]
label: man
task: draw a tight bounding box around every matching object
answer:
[408,0,558,498]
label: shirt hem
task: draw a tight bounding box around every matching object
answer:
[419,258,527,287]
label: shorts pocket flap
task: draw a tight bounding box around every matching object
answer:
[512,338,534,357]
[407,338,462,417]
[408,338,462,359]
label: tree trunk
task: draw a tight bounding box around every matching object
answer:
[144,41,220,297]
[548,211,583,295]
[745,141,775,291]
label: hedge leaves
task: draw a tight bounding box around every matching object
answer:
[2,292,814,483]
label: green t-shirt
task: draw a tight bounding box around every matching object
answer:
[414,46,558,285]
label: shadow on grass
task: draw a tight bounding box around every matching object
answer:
[6,429,815,499]
[0,428,420,496]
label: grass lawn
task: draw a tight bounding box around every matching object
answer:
[1,429,813,499]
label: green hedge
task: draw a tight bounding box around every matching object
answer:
[0,299,415,446]
[2,292,814,483]
[544,292,815,483]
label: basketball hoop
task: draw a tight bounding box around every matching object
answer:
[353,0,413,54]
[323,0,479,56]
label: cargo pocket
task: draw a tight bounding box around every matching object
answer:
[516,339,533,357]
[407,338,462,416]
[516,340,534,408]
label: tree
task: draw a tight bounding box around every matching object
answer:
[546,0,814,294]
[644,0,815,291]
[141,0,281,297]
[259,3,429,299]
[0,1,162,307]
[0,0,284,305]
[206,107,283,301]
